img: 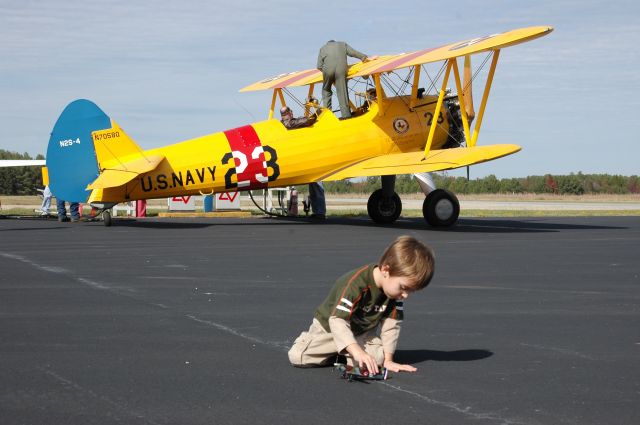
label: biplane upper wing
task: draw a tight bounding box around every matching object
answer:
[240,68,323,93]
[239,26,552,92]
[318,144,521,182]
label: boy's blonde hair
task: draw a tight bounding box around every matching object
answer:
[379,236,435,289]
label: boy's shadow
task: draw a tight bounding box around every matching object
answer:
[394,349,493,364]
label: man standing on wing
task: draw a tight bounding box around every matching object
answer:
[317,41,372,119]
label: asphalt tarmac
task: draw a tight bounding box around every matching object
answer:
[1,215,638,425]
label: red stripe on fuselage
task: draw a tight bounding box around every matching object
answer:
[223,125,268,190]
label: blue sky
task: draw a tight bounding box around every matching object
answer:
[1,0,638,178]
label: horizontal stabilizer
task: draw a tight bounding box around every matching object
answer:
[87,154,164,190]
[320,144,521,181]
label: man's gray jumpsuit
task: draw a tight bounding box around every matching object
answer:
[317,41,367,118]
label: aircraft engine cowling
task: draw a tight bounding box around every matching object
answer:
[442,96,466,149]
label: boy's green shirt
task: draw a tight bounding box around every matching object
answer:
[314,264,404,335]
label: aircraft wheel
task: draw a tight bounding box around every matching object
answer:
[103,210,112,227]
[367,189,402,224]
[423,189,460,227]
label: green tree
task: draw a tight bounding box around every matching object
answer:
[627,176,639,194]
[477,174,500,193]
[0,150,45,195]
[557,173,585,195]
[499,178,523,193]
[449,176,469,194]
[395,175,421,193]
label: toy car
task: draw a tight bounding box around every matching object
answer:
[334,363,388,381]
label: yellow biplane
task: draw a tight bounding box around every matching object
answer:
[42,25,552,226]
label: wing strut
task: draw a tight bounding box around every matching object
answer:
[304,83,316,117]
[409,65,421,109]
[268,88,286,120]
[373,74,386,116]
[451,59,473,146]
[463,55,476,122]
[422,60,453,159]
[470,50,500,147]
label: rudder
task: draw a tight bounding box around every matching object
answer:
[46,99,111,202]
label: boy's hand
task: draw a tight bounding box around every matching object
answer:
[383,360,417,373]
[346,344,379,374]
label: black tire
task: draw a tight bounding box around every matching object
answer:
[423,189,460,227]
[103,210,112,227]
[367,189,402,224]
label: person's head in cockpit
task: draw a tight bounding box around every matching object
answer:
[280,106,293,124]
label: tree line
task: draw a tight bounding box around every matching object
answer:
[1,149,637,196]
[322,173,640,195]
[0,150,45,195]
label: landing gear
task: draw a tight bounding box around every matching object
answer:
[367,175,460,227]
[367,189,402,224]
[422,189,459,227]
[90,202,117,227]
[102,210,112,227]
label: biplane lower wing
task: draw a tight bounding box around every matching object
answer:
[86,154,164,190]
[320,144,521,182]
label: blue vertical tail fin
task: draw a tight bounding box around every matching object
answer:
[46,99,112,202]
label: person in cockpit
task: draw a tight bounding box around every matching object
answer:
[279,106,315,130]
[279,104,326,220]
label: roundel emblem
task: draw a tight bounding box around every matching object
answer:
[393,117,409,134]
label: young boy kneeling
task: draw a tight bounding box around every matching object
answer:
[288,236,434,374]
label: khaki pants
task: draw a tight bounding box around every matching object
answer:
[288,319,384,367]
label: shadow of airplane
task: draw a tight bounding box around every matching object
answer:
[225,215,626,233]
[3,214,628,233]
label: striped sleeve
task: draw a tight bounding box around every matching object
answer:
[384,300,404,321]
[335,297,354,314]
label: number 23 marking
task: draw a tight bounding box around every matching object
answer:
[424,111,444,126]
[222,145,280,189]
